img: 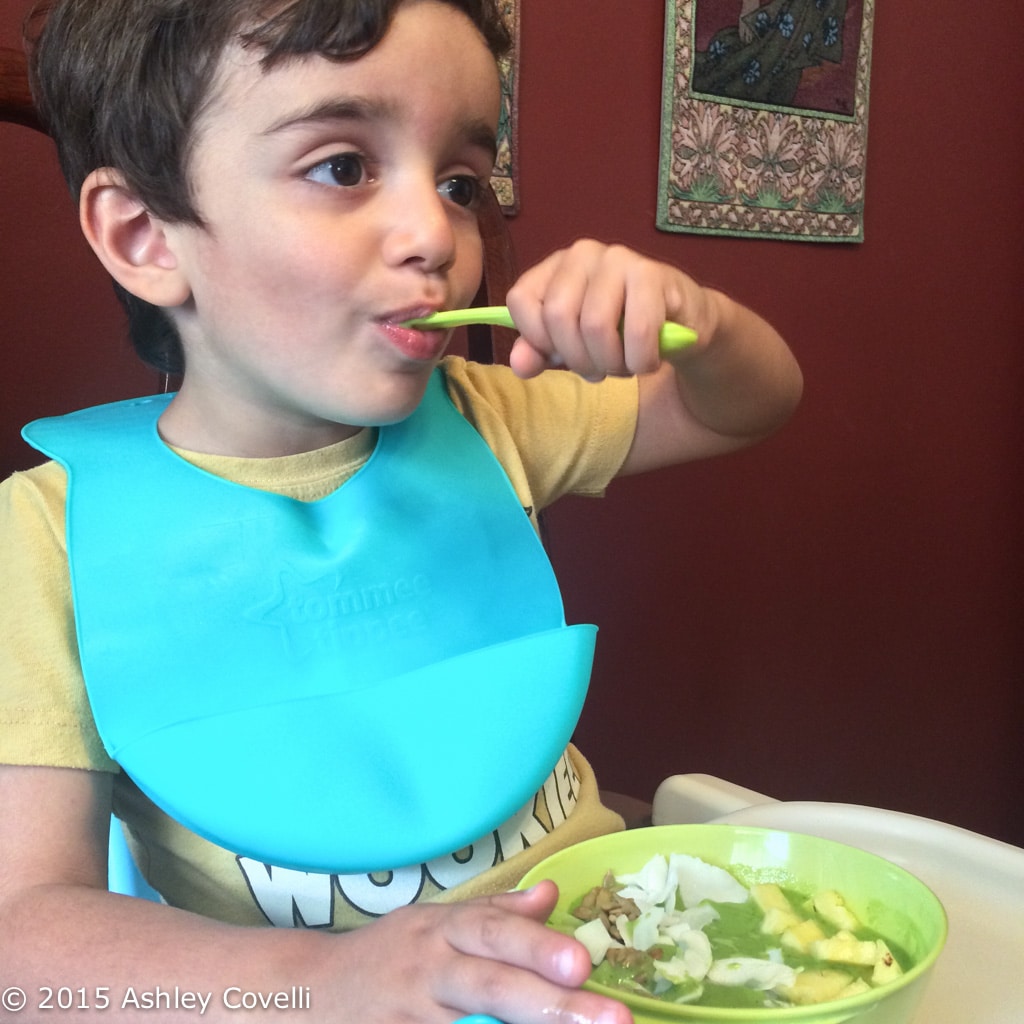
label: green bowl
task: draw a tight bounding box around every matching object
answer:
[517,824,947,1024]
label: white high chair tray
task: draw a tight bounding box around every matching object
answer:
[652,775,1024,1024]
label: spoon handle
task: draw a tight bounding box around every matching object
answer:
[404,306,697,354]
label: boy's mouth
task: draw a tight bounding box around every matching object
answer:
[378,317,449,363]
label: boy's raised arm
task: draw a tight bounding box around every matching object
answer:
[625,285,802,476]
[505,239,802,475]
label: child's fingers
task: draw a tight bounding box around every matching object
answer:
[507,241,681,381]
[432,888,631,1024]
[584,250,662,376]
[508,259,595,378]
[440,970,630,1024]
[446,882,591,984]
[341,884,629,1024]
[531,253,627,378]
[508,336,556,378]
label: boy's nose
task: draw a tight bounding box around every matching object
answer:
[382,184,457,273]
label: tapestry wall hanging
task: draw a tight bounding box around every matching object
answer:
[492,0,520,214]
[657,0,875,242]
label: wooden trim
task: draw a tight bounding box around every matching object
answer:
[467,184,519,365]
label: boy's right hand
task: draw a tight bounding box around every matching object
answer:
[0,765,631,1024]
[328,879,632,1024]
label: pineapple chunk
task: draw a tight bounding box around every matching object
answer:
[871,940,905,985]
[781,918,827,954]
[838,979,872,999]
[777,969,853,1005]
[762,906,802,935]
[752,884,801,935]
[811,930,878,966]
[807,890,861,932]
[751,883,793,914]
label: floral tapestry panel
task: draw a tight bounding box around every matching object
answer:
[491,0,520,214]
[657,0,875,242]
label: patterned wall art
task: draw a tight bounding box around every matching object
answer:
[657,0,875,242]
[492,0,520,213]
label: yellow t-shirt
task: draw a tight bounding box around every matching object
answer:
[0,356,638,929]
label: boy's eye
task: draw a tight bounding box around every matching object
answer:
[438,175,482,209]
[306,153,367,188]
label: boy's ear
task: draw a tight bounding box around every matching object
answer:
[79,168,192,308]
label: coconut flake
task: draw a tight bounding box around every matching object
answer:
[615,854,678,911]
[669,853,750,908]
[574,917,621,966]
[707,957,798,990]
[631,906,666,951]
[672,904,721,932]
[653,928,714,985]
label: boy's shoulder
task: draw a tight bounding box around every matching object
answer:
[0,461,70,576]
[1,460,68,514]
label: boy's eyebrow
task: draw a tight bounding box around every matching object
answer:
[262,96,498,160]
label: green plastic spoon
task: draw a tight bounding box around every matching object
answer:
[403,305,697,354]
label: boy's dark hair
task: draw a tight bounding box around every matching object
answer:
[25,0,511,375]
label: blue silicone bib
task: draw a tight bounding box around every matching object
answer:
[24,370,596,873]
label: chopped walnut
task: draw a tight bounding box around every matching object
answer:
[606,946,659,989]
[571,875,641,940]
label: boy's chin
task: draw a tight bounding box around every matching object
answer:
[349,369,437,427]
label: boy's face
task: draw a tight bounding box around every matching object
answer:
[159,0,501,455]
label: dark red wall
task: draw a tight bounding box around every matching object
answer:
[510,2,1024,846]
[3,2,1022,845]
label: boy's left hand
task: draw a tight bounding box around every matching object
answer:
[505,240,715,381]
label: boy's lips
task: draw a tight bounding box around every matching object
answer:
[384,303,445,327]
[378,312,449,363]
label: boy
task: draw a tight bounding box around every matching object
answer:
[0,0,802,1021]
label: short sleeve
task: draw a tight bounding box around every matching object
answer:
[442,356,639,511]
[0,464,117,771]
